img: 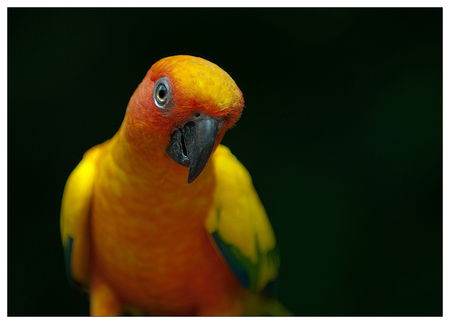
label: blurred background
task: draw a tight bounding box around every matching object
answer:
[8,8,442,316]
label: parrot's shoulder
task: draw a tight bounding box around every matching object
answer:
[60,143,104,290]
[206,145,280,296]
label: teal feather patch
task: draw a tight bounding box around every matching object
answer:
[210,207,281,296]
[211,230,279,295]
[64,236,87,296]
[212,231,251,288]
[64,236,74,287]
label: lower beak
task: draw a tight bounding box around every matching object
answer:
[166,113,223,184]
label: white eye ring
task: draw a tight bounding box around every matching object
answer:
[153,77,171,109]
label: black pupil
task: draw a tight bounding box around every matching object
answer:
[158,85,166,101]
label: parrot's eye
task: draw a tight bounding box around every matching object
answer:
[153,77,171,109]
[156,85,167,103]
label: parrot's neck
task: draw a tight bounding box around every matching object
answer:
[107,126,216,198]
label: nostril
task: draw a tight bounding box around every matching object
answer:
[194,112,201,118]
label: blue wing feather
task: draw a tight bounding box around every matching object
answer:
[64,236,74,287]
[211,231,251,289]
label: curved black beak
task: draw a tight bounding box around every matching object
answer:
[166,114,222,184]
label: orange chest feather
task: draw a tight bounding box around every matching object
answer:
[89,147,241,314]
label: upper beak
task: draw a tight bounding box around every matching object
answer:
[166,113,223,184]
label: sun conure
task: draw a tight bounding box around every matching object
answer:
[60,55,290,316]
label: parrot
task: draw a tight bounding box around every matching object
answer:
[60,55,291,316]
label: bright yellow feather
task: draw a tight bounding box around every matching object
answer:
[206,145,277,271]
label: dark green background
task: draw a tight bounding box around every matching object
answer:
[8,8,442,316]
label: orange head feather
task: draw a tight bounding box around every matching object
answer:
[121,55,245,183]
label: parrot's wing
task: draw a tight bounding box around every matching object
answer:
[60,146,99,291]
[206,145,280,297]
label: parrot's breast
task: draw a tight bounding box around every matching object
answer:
[90,143,243,315]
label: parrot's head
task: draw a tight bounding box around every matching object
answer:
[123,55,244,183]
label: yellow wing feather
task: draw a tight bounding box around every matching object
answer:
[60,145,101,287]
[206,145,279,292]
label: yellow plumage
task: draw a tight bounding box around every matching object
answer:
[60,55,289,315]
